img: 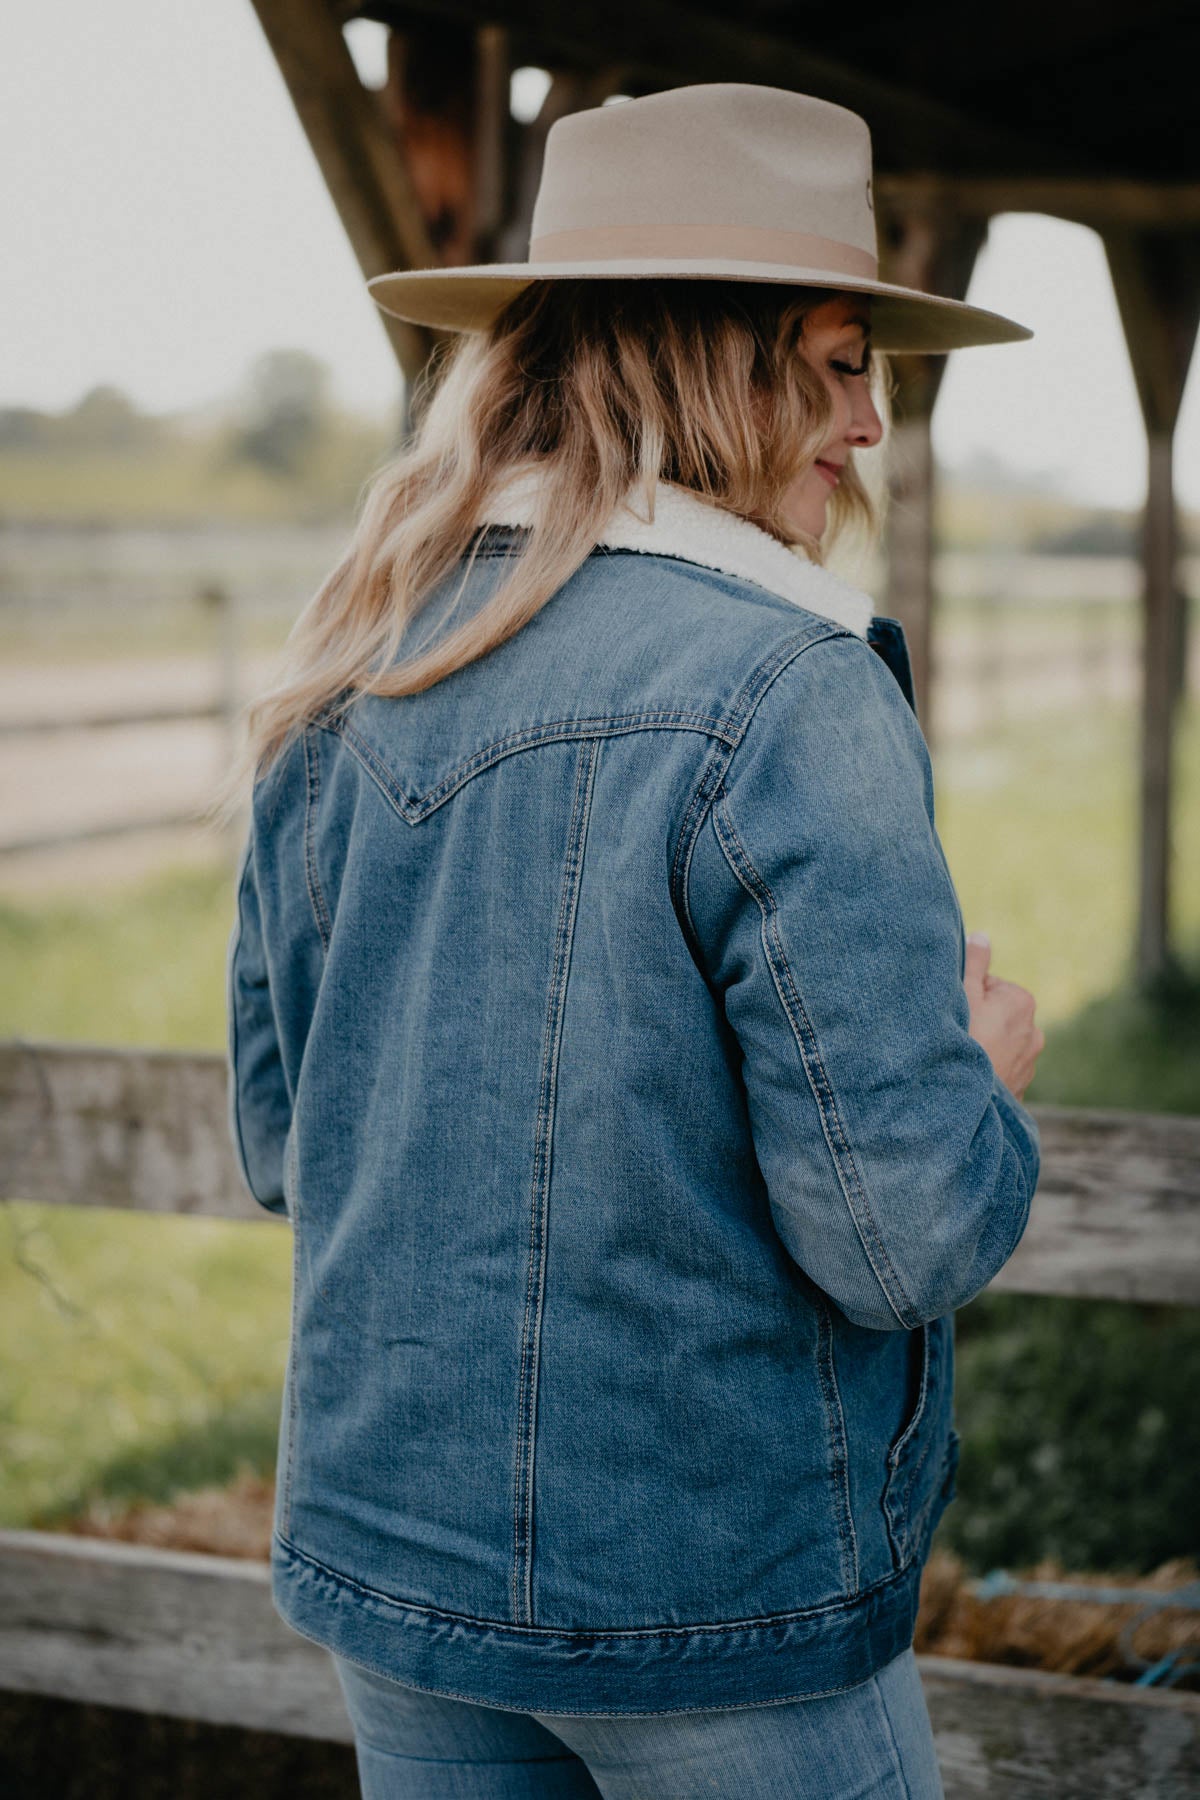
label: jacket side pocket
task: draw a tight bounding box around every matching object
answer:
[881,1313,954,1569]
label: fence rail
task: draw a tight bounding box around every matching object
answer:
[5,1040,1199,1303]
[0,1526,1196,1796]
[0,580,238,857]
[0,702,228,738]
[3,1035,1199,1792]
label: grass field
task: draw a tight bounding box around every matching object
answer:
[2,680,1198,1564]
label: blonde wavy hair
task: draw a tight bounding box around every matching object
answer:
[219,277,890,813]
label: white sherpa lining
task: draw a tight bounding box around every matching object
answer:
[474,464,875,639]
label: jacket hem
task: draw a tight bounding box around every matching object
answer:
[269,1529,927,1716]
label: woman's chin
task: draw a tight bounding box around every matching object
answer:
[781,509,827,545]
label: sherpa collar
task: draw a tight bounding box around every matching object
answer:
[473,463,875,639]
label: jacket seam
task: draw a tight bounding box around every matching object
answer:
[326,711,734,825]
[882,1322,935,1565]
[274,1526,924,1642]
[513,735,600,1627]
[813,1293,860,1595]
[226,838,257,1203]
[279,1136,302,1540]
[671,626,851,953]
[302,727,333,951]
[709,794,920,1331]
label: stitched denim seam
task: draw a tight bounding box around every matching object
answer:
[709,796,920,1331]
[280,1146,302,1540]
[327,712,733,825]
[813,1292,860,1596]
[513,737,600,1627]
[277,1528,921,1641]
[886,1325,931,1471]
[302,727,332,950]
[350,1737,579,1767]
[892,1346,949,1526]
[226,840,255,1201]
[671,626,851,954]
[883,1325,934,1564]
[670,736,736,951]
[332,1647,913,1720]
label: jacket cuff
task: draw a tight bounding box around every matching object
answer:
[990,1073,1041,1205]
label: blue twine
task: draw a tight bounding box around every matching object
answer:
[969,1570,1200,1688]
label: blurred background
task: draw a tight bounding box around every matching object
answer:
[2,0,1197,1688]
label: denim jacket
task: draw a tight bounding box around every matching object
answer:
[227,471,1040,1715]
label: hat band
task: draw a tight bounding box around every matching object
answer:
[528,221,878,279]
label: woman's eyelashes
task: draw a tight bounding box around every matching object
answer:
[830,352,871,378]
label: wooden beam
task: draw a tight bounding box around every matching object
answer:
[355,0,1063,178]
[0,1041,262,1224]
[877,175,1200,230]
[0,1530,353,1741]
[2,1529,1198,1788]
[1103,229,1200,987]
[985,1103,1200,1306]
[5,1043,1200,1306]
[875,204,988,748]
[473,24,512,256]
[250,0,443,386]
[917,1652,1200,1796]
[1104,231,1200,438]
[846,3,1198,92]
[381,17,485,268]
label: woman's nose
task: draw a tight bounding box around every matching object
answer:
[848,386,884,449]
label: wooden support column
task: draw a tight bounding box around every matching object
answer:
[250,0,446,389]
[876,202,988,747]
[380,19,510,270]
[1102,228,1200,988]
[254,2,630,437]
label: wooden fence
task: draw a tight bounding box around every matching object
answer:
[2,1038,1199,1795]
[0,583,239,857]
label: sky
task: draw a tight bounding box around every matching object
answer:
[5,0,1198,511]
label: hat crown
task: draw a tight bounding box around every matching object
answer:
[365,81,1033,351]
[530,83,877,265]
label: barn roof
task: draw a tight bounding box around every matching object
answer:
[356,0,1200,185]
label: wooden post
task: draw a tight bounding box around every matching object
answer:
[1102,227,1200,988]
[249,0,445,388]
[875,202,988,749]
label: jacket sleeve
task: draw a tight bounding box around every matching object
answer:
[226,825,292,1216]
[685,632,1040,1331]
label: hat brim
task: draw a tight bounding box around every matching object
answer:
[367,258,1031,352]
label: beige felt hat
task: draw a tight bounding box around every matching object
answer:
[367,83,1031,353]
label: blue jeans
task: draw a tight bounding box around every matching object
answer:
[332,1648,945,1798]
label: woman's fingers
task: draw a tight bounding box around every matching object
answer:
[964,932,992,992]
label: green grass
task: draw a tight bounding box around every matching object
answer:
[937,697,1196,1017]
[0,862,238,1050]
[0,426,390,527]
[0,1203,289,1529]
[0,445,317,525]
[939,1291,1200,1575]
[0,608,295,664]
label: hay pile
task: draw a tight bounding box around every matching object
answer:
[916,1548,1199,1688]
[59,1469,275,1561]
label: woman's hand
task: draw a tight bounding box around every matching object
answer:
[963,933,1045,1102]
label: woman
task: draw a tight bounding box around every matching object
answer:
[226,83,1044,1798]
